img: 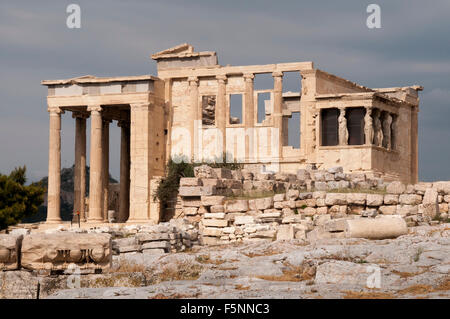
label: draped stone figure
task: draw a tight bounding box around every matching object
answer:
[364,108,374,145]
[338,108,348,145]
[391,115,397,150]
[373,109,383,147]
[382,113,393,150]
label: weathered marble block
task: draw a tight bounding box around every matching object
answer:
[21,233,112,271]
[0,234,23,270]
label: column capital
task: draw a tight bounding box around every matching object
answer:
[272,71,283,78]
[216,75,227,83]
[243,73,254,82]
[102,118,113,124]
[130,102,152,110]
[87,105,102,113]
[72,111,89,119]
[117,120,130,128]
[188,76,199,86]
[48,107,64,114]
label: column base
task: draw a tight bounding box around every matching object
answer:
[126,219,155,224]
[45,219,62,224]
[85,218,105,224]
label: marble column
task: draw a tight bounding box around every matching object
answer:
[46,107,63,223]
[272,71,283,160]
[118,120,130,223]
[73,112,87,222]
[244,73,255,162]
[102,119,111,221]
[216,75,227,159]
[87,105,103,222]
[188,77,199,162]
[410,107,419,184]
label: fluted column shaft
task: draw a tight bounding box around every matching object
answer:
[73,113,87,222]
[272,71,283,160]
[188,77,199,162]
[118,121,130,222]
[88,105,103,222]
[244,73,255,162]
[216,75,227,159]
[46,108,62,223]
[102,119,110,221]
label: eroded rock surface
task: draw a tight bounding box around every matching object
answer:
[39,224,450,299]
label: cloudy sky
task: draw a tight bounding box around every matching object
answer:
[1,0,449,182]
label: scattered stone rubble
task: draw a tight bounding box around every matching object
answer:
[45,224,449,299]
[1,165,449,299]
[1,220,448,299]
[177,165,448,245]
[112,221,198,255]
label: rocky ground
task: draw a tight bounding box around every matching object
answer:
[43,224,449,299]
[2,224,448,299]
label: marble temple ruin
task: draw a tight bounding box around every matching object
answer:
[41,43,423,224]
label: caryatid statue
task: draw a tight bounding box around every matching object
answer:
[373,109,383,147]
[338,108,348,145]
[382,113,393,150]
[391,115,397,150]
[364,107,374,145]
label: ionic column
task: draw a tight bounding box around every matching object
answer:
[216,75,227,158]
[364,107,374,145]
[87,105,103,222]
[118,120,130,223]
[410,106,419,184]
[244,73,255,162]
[102,118,111,221]
[338,107,348,145]
[73,112,87,222]
[46,107,63,223]
[188,76,199,162]
[272,71,283,159]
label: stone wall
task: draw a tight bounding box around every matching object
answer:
[177,165,447,245]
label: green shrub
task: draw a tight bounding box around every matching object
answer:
[0,166,45,230]
[154,153,244,207]
[153,156,195,206]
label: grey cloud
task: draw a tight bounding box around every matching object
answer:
[0,0,449,181]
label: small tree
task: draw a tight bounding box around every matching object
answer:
[0,166,45,230]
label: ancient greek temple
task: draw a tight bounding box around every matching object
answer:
[42,43,422,224]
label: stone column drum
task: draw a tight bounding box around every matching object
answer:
[188,76,199,161]
[88,105,104,222]
[73,113,87,222]
[118,120,130,223]
[102,119,111,221]
[272,71,283,162]
[244,73,255,162]
[46,108,62,223]
[216,75,227,156]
